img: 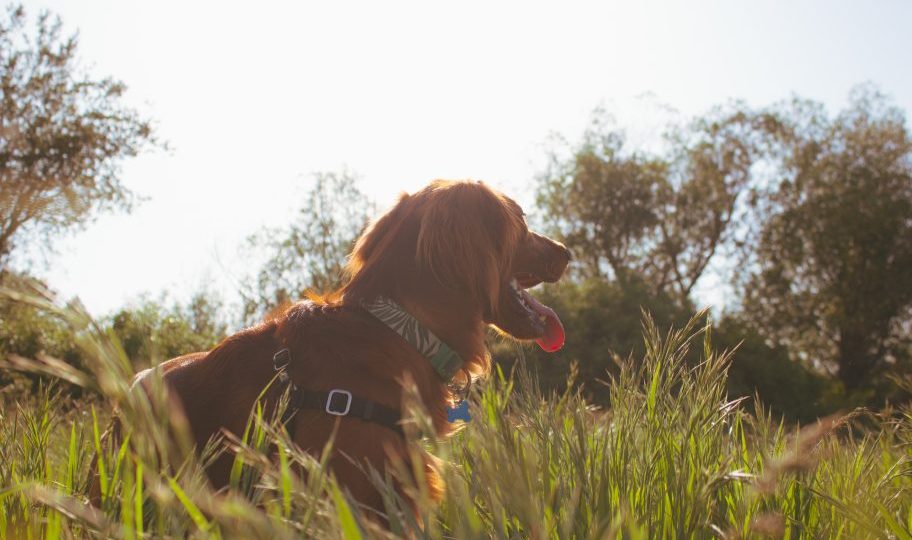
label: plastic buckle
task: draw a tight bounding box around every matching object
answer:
[273,348,291,371]
[325,389,352,416]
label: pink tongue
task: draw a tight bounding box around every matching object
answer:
[521,290,566,352]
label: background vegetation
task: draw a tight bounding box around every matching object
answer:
[2,4,912,537]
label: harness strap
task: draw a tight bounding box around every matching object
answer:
[273,349,404,437]
[286,387,404,436]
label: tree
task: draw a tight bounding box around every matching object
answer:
[110,291,228,367]
[536,117,670,286]
[241,170,373,322]
[743,86,912,393]
[536,106,775,306]
[0,5,158,271]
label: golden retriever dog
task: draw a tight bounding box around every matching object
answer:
[90,180,570,517]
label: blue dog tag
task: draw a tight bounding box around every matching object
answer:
[447,400,471,423]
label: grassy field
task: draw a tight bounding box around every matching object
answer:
[1,287,911,539]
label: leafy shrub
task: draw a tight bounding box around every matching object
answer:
[109,292,227,369]
[714,316,832,423]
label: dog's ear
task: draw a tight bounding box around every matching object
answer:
[347,192,412,277]
[416,183,512,313]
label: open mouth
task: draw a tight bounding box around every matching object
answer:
[508,275,565,352]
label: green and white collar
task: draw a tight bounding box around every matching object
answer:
[361,296,464,380]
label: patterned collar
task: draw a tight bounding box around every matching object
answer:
[361,296,464,380]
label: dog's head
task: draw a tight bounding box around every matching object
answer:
[344,180,570,352]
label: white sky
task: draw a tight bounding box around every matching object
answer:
[13,0,912,318]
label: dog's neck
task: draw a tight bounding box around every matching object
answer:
[394,291,488,374]
[361,296,464,380]
[341,268,489,376]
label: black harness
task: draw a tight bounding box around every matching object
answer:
[270,298,472,438]
[272,348,405,437]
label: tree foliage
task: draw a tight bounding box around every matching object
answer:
[109,292,227,367]
[536,107,775,306]
[536,118,668,286]
[241,170,373,322]
[0,5,158,270]
[743,87,912,392]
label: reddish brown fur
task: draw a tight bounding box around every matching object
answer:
[91,180,570,516]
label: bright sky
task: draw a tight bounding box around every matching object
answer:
[15,0,912,318]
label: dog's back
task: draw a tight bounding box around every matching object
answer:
[86,322,283,504]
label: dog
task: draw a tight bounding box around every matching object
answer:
[90,180,570,517]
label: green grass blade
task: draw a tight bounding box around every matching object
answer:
[134,461,144,537]
[330,482,363,540]
[90,407,108,502]
[167,477,211,533]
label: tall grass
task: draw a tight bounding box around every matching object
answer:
[1,282,911,538]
